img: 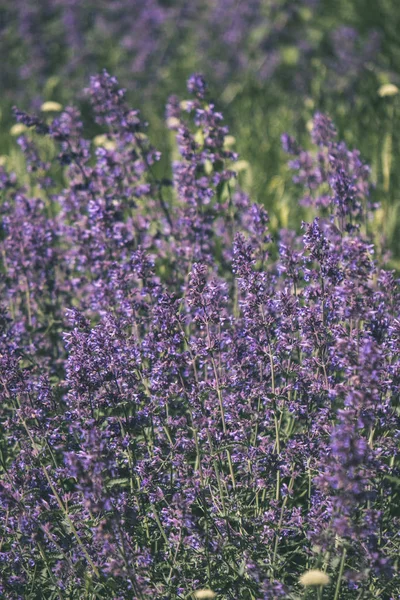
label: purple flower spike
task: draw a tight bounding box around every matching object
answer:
[187,73,208,99]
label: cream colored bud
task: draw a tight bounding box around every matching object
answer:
[232,160,250,172]
[10,123,28,136]
[193,589,216,599]
[378,84,399,97]
[166,117,180,129]
[299,569,330,587]
[40,101,63,112]
[224,135,236,147]
[93,135,116,150]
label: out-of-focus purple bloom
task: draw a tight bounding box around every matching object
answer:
[187,73,207,99]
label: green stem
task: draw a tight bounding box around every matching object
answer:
[272,469,295,573]
[37,541,64,600]
[333,547,347,600]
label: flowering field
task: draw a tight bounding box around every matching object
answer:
[0,3,400,599]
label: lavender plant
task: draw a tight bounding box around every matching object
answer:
[1,0,390,107]
[0,74,399,599]
[0,0,319,98]
[3,1,400,262]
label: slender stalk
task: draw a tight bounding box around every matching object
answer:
[25,284,32,328]
[333,547,347,600]
[272,469,295,574]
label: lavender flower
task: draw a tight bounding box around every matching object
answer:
[0,76,399,599]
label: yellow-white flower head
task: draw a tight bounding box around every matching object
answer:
[93,135,116,151]
[40,101,63,112]
[166,116,180,129]
[378,84,399,97]
[224,135,236,147]
[232,160,250,172]
[10,123,28,136]
[299,569,330,587]
[193,589,216,599]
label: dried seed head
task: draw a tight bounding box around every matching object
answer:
[10,123,28,136]
[378,84,399,97]
[40,101,63,112]
[299,570,330,587]
[193,589,216,599]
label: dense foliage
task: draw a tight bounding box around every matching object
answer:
[0,71,399,599]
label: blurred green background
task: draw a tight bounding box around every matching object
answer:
[1,0,399,262]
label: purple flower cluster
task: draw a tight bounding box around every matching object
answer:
[0,74,399,599]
